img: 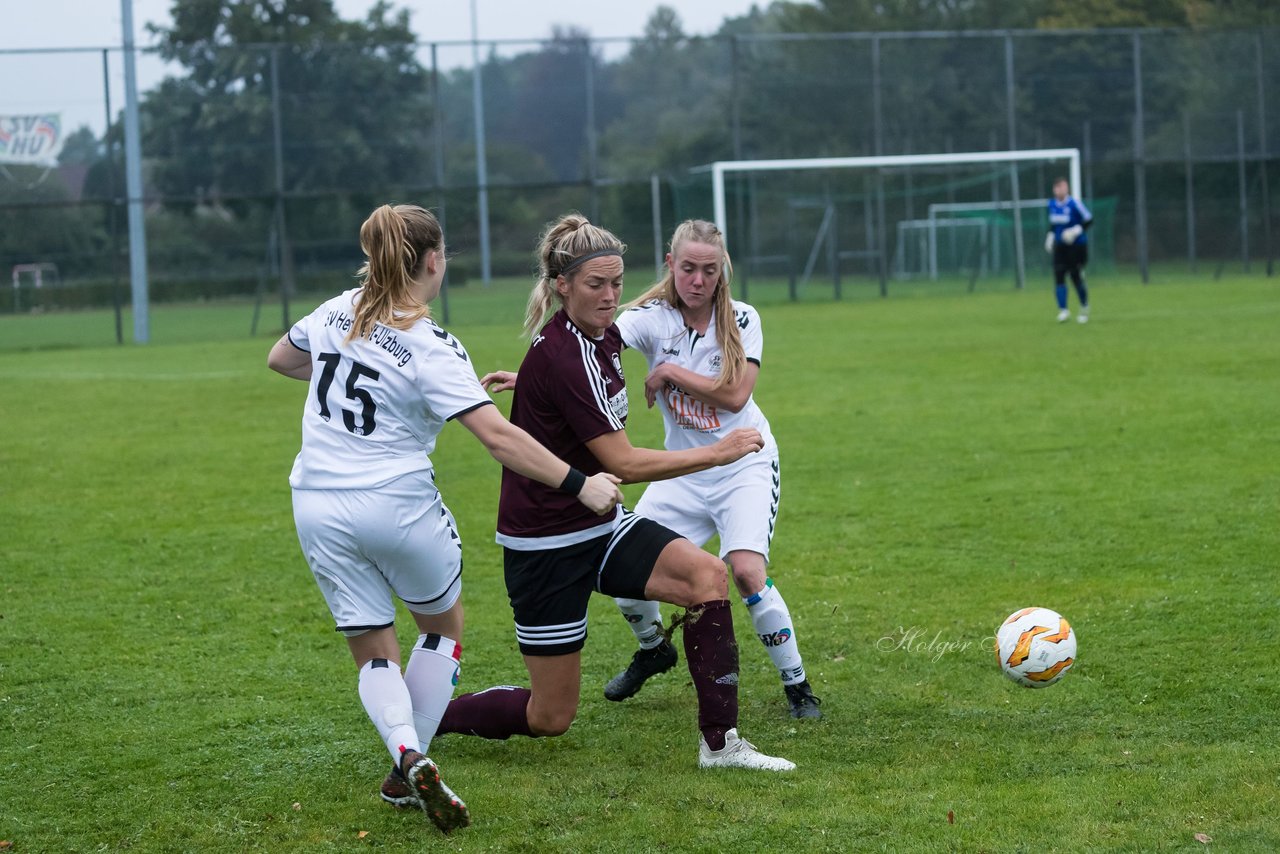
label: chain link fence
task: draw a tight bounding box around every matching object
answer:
[1,27,1276,344]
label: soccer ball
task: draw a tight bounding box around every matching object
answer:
[995,607,1076,688]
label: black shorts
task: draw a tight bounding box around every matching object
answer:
[503,513,682,657]
[1053,242,1089,280]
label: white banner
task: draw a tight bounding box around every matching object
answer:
[0,114,65,166]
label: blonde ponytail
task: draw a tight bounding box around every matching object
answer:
[348,204,443,342]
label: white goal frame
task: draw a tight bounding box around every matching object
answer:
[893,217,990,280]
[702,148,1080,290]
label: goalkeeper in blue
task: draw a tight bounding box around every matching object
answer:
[1045,178,1092,324]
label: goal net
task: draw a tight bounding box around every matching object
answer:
[672,149,1110,298]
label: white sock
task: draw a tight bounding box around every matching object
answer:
[358,658,419,764]
[403,633,461,753]
[743,579,806,685]
[615,598,665,649]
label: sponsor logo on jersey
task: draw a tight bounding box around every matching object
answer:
[759,628,793,647]
[663,386,720,431]
[608,388,629,422]
[709,354,722,374]
[611,351,624,380]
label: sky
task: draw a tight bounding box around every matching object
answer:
[2,0,771,49]
[1,0,773,137]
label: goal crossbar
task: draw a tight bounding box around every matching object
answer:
[703,148,1081,241]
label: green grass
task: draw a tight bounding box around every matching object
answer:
[1,274,1278,851]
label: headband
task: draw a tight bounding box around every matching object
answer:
[556,248,623,278]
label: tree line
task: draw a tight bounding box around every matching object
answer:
[1,0,1276,300]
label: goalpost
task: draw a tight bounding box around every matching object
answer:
[10,263,60,312]
[702,148,1081,294]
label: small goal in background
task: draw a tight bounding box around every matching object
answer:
[10,263,60,311]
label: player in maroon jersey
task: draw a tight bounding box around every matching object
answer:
[430,213,794,772]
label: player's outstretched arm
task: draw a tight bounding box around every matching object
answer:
[586,427,764,485]
[456,404,622,515]
[643,361,759,413]
[267,334,312,381]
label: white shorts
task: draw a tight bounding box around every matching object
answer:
[634,451,780,561]
[291,469,462,634]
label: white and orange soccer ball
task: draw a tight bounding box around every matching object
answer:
[995,607,1077,688]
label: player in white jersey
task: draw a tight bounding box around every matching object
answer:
[267,204,622,834]
[608,219,821,719]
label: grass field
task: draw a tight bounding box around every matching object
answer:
[2,274,1278,852]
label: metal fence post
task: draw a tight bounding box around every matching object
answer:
[1005,35,1026,290]
[872,34,888,296]
[651,173,664,279]
[431,43,450,324]
[1005,34,1017,148]
[102,47,123,345]
[730,34,749,299]
[1257,33,1273,276]
[470,1,491,284]
[1238,109,1250,272]
[583,39,600,223]
[1184,112,1196,273]
[1133,32,1149,283]
[1083,119,1094,203]
[1010,166,1026,290]
[270,45,294,330]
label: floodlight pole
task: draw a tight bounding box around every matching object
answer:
[120,0,149,343]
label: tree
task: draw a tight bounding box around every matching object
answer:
[143,0,431,204]
[134,0,434,279]
[57,127,101,168]
[595,7,735,175]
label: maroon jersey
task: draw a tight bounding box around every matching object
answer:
[496,309,628,549]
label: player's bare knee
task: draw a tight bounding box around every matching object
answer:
[688,552,728,602]
[727,558,767,594]
[527,702,576,737]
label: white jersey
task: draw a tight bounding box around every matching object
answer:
[616,298,775,464]
[286,288,492,489]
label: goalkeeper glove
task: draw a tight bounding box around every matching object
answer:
[1044,231,1055,254]
[1062,224,1083,245]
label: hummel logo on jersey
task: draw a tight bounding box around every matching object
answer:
[431,326,469,361]
[662,347,680,356]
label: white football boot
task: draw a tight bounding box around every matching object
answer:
[698,728,796,771]
[1056,309,1071,323]
[1077,305,1090,324]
